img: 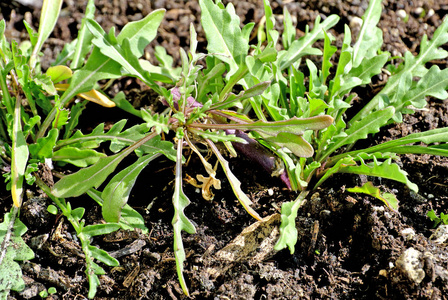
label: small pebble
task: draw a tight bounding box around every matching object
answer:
[350,16,363,28]
[427,9,435,18]
[401,228,416,241]
[414,7,424,16]
[397,9,407,20]
[396,247,425,284]
[268,189,274,196]
[430,224,448,244]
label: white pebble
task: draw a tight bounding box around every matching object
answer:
[396,248,425,284]
[397,9,407,20]
[401,228,416,241]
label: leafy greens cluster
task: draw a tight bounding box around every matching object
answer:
[1,0,448,297]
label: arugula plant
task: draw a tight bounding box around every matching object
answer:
[50,13,333,296]
[3,0,448,297]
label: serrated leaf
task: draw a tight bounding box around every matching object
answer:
[102,154,159,223]
[347,181,399,211]
[351,0,383,68]
[47,9,166,134]
[0,213,35,295]
[314,156,356,189]
[349,53,388,85]
[29,128,58,159]
[340,126,448,159]
[199,0,252,76]
[274,191,308,253]
[172,139,196,296]
[207,139,262,221]
[278,15,339,70]
[339,157,418,193]
[394,65,448,113]
[351,17,448,124]
[322,107,395,160]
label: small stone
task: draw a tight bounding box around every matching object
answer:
[429,224,448,244]
[401,228,416,241]
[350,16,363,28]
[396,247,425,284]
[268,189,274,196]
[397,9,407,20]
[428,194,434,199]
[427,9,435,18]
[414,7,424,16]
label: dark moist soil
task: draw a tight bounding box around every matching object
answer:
[1,0,448,299]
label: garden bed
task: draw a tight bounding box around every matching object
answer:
[1,0,448,299]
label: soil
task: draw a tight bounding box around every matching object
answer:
[1,0,448,299]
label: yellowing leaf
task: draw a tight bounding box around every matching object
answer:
[196,174,221,200]
[79,89,116,108]
[55,84,116,107]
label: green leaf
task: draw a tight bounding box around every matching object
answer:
[118,9,165,58]
[199,0,253,76]
[349,53,388,85]
[0,213,35,295]
[393,65,448,114]
[321,107,395,161]
[52,147,106,167]
[314,156,356,189]
[70,0,95,69]
[275,191,308,253]
[30,0,63,68]
[52,152,126,198]
[102,154,159,223]
[11,98,29,207]
[339,156,418,193]
[82,223,121,237]
[322,31,337,84]
[39,9,166,138]
[193,115,334,137]
[351,17,448,124]
[351,0,383,67]
[111,91,142,118]
[265,132,314,158]
[172,139,196,296]
[46,65,73,83]
[347,181,399,211]
[211,81,271,110]
[87,189,148,233]
[87,245,119,266]
[338,126,448,159]
[29,128,58,159]
[278,15,339,70]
